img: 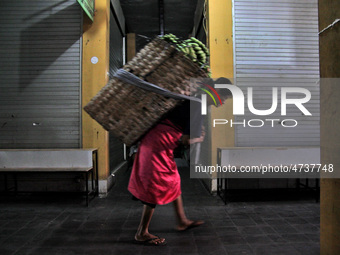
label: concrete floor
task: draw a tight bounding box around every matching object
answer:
[0,166,320,255]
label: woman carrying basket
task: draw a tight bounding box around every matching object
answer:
[128,78,232,246]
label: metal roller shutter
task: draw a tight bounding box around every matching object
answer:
[0,0,82,148]
[109,8,125,169]
[109,11,123,77]
[233,0,320,146]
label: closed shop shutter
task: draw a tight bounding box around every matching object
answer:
[0,0,81,148]
[233,0,320,146]
[109,8,125,169]
[109,11,123,76]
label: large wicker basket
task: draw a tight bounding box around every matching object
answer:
[84,38,208,146]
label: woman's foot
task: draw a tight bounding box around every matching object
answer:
[177,219,204,231]
[135,233,166,245]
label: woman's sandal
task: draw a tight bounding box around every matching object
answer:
[134,236,167,246]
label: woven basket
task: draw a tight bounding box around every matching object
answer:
[84,38,208,146]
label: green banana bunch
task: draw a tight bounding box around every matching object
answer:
[160,34,210,76]
[181,37,209,66]
[161,33,179,44]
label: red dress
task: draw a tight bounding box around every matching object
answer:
[128,120,183,205]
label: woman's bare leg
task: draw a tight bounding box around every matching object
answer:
[135,204,165,244]
[173,195,204,230]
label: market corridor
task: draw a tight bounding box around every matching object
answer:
[0,165,319,255]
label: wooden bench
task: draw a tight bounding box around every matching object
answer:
[216,147,320,204]
[0,149,98,206]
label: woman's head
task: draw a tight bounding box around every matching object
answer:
[203,77,233,106]
[214,77,233,102]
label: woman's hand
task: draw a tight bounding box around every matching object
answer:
[189,136,205,144]
[181,131,205,145]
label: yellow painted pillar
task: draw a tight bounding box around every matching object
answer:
[82,0,110,183]
[208,0,235,174]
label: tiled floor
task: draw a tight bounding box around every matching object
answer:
[0,165,320,255]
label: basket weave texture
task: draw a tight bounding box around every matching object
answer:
[84,38,207,146]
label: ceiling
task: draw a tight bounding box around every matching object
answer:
[119,0,198,50]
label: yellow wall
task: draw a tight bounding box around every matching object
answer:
[82,0,110,180]
[208,0,235,170]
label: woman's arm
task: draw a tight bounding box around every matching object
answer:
[182,127,205,145]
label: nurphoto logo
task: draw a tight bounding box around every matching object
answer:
[200,82,312,128]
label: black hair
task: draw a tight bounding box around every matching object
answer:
[213,77,233,99]
[195,77,233,99]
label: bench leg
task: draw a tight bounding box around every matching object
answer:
[91,169,94,193]
[85,172,89,207]
[14,173,18,195]
[94,151,99,195]
[224,179,228,205]
[316,178,320,203]
[4,173,8,192]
